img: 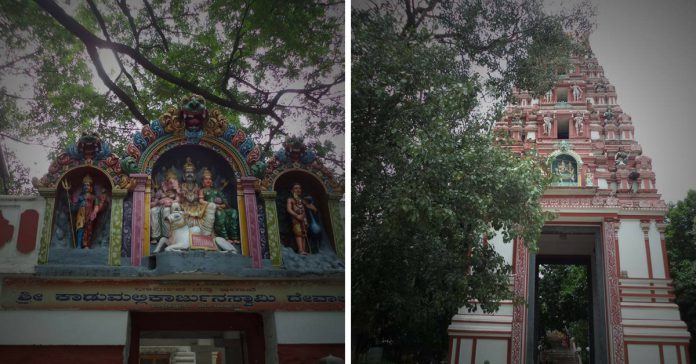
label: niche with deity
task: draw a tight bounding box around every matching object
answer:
[274,172,334,256]
[52,168,112,250]
[149,145,241,250]
[551,154,579,186]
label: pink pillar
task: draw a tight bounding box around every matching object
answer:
[602,219,626,364]
[130,174,148,266]
[510,238,529,364]
[241,177,263,268]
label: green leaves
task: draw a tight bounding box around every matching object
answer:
[666,190,696,361]
[0,0,344,163]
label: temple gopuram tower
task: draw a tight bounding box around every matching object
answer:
[447,50,690,363]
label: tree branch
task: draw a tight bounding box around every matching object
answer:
[143,0,169,52]
[263,111,285,154]
[36,0,277,115]
[35,0,344,132]
[268,75,344,107]
[86,0,139,94]
[0,50,40,70]
[0,132,59,149]
[220,0,251,97]
[85,44,149,125]
[116,0,140,50]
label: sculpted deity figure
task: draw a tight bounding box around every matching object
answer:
[71,174,107,249]
[571,83,583,101]
[615,149,629,166]
[150,168,180,241]
[179,158,216,235]
[544,90,553,103]
[199,168,240,242]
[286,183,319,256]
[543,114,553,135]
[574,113,584,135]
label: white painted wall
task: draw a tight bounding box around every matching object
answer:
[489,231,513,266]
[273,311,344,344]
[622,305,683,321]
[648,221,666,278]
[617,220,649,278]
[663,345,678,364]
[457,338,473,364]
[0,310,128,345]
[0,195,45,273]
[627,344,661,364]
[475,339,508,364]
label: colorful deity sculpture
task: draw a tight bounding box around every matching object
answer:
[286,182,320,255]
[70,174,107,249]
[150,168,181,241]
[178,158,216,235]
[199,168,240,242]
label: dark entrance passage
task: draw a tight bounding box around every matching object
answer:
[128,312,265,364]
[526,226,609,364]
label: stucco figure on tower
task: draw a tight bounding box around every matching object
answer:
[543,113,553,135]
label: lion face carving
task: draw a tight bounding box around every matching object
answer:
[179,94,208,132]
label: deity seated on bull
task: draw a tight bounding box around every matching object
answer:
[152,210,237,253]
[150,157,240,254]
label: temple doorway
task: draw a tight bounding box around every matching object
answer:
[128,312,265,364]
[527,226,609,364]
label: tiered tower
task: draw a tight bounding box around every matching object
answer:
[447,51,690,363]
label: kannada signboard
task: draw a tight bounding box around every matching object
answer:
[0,278,344,311]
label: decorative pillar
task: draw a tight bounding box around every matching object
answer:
[640,220,653,279]
[237,182,249,256]
[602,218,626,364]
[130,174,148,267]
[510,238,529,364]
[616,167,630,193]
[241,177,262,268]
[143,177,151,257]
[36,187,56,264]
[261,191,283,267]
[656,221,670,279]
[328,193,345,260]
[589,119,602,140]
[108,188,127,266]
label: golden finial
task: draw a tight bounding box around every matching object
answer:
[183,157,195,173]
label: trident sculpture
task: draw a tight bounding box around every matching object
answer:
[60,179,77,248]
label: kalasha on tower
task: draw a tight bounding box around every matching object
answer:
[446,51,690,363]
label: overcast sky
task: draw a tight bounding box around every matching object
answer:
[586,0,696,202]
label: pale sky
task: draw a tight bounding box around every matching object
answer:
[587,0,696,202]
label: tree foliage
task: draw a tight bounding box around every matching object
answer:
[352,0,592,361]
[666,189,696,361]
[537,264,590,361]
[0,0,343,168]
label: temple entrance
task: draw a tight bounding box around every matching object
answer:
[128,312,265,364]
[139,330,246,364]
[526,226,609,364]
